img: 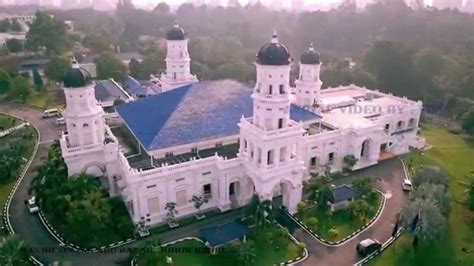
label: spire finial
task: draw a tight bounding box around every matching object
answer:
[271,30,278,44]
[309,42,314,52]
[174,20,179,28]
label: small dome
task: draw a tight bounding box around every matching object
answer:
[256,31,291,66]
[63,68,92,88]
[300,43,320,65]
[166,21,185,41]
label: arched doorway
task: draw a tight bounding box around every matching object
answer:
[360,139,371,159]
[271,180,295,211]
[83,162,106,177]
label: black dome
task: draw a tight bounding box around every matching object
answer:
[63,68,92,88]
[166,21,185,40]
[300,43,320,65]
[256,32,291,66]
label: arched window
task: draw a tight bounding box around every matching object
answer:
[83,123,89,128]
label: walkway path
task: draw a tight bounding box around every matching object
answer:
[0,102,407,266]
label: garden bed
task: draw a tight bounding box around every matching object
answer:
[298,192,383,242]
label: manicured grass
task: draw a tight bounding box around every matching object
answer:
[370,123,474,266]
[299,193,382,242]
[136,226,302,266]
[25,90,64,109]
[0,114,38,236]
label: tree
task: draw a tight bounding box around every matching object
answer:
[401,198,445,242]
[82,30,113,53]
[352,177,377,202]
[95,51,127,80]
[8,75,30,103]
[235,240,256,266]
[5,39,23,53]
[32,68,44,91]
[154,2,170,13]
[296,201,306,218]
[306,217,318,231]
[45,56,72,82]
[412,166,448,188]
[165,202,178,225]
[349,199,372,223]
[0,19,11,32]
[414,48,445,80]
[343,154,358,171]
[0,70,11,94]
[411,183,450,215]
[461,109,474,136]
[190,194,209,218]
[246,194,273,228]
[25,11,69,56]
[128,58,143,79]
[0,235,28,266]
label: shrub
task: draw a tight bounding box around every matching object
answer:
[328,227,339,239]
[297,201,307,217]
[306,217,318,231]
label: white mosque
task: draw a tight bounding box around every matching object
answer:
[59,22,425,226]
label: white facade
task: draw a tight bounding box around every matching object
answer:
[60,32,425,228]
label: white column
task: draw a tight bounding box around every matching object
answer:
[285,184,303,214]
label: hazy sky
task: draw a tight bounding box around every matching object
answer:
[132,0,336,7]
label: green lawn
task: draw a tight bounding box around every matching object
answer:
[0,114,38,235]
[136,226,302,266]
[299,193,382,242]
[370,124,474,266]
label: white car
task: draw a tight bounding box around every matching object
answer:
[56,117,66,125]
[402,179,412,191]
[28,196,39,214]
[42,109,60,118]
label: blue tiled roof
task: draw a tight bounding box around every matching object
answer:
[330,185,357,203]
[123,75,147,96]
[116,80,321,151]
[200,219,249,247]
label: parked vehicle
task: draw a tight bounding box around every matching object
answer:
[27,196,39,214]
[42,109,60,118]
[402,178,412,191]
[356,239,382,256]
[56,117,66,125]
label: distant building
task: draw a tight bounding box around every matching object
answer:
[432,0,463,10]
[291,0,305,12]
[271,0,284,10]
[464,0,474,13]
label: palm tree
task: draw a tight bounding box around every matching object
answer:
[349,199,371,223]
[0,235,28,266]
[236,240,256,266]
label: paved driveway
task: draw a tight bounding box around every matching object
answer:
[294,159,408,266]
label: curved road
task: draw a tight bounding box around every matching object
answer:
[296,159,408,266]
[1,102,408,266]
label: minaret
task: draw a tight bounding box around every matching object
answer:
[160,21,198,92]
[62,68,105,147]
[238,32,305,214]
[252,31,292,131]
[295,43,322,107]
